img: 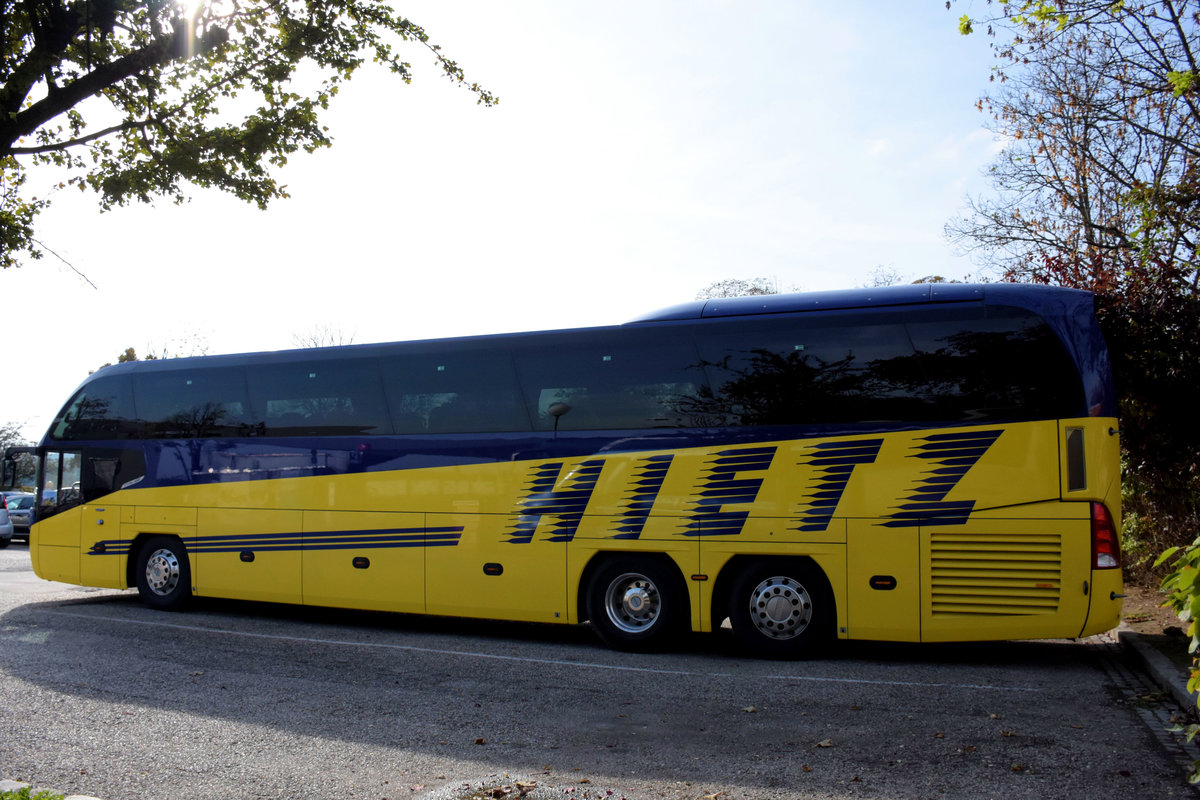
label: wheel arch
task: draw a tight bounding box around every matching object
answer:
[709,554,836,633]
[125,532,188,589]
[575,550,688,626]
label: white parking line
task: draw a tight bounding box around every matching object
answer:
[45,608,1043,693]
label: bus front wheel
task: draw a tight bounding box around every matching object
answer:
[586,557,686,652]
[727,560,833,658]
[135,536,192,611]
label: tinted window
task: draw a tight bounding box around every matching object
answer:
[246,358,391,436]
[381,347,528,434]
[46,305,1086,442]
[687,305,1083,426]
[51,374,138,440]
[514,332,705,431]
[133,367,253,438]
[905,306,1084,421]
[691,313,925,426]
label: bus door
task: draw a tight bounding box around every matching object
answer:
[30,450,84,583]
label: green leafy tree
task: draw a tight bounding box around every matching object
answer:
[1,1,496,268]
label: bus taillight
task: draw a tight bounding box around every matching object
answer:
[1092,502,1120,570]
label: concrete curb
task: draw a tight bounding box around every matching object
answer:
[1118,625,1196,713]
[0,778,102,800]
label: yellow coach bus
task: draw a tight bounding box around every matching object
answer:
[3,284,1122,656]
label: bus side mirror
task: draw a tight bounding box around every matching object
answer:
[1,446,38,491]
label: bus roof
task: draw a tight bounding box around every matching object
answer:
[628,282,1092,322]
[85,282,1099,378]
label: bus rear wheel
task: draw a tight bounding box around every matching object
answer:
[135,536,192,611]
[586,557,686,652]
[727,561,833,658]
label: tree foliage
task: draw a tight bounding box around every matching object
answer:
[946,0,1200,566]
[696,277,779,300]
[1,1,495,268]
[947,0,1199,282]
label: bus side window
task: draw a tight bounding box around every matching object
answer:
[51,375,137,440]
[514,332,705,431]
[247,357,392,437]
[132,367,253,439]
[381,349,528,434]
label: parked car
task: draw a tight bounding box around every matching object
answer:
[5,492,35,541]
[0,495,12,548]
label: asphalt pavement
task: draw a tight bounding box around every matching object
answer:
[4,533,1200,800]
[4,627,1198,800]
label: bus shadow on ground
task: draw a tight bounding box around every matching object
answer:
[6,589,1107,672]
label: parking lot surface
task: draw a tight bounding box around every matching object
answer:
[1,544,1197,800]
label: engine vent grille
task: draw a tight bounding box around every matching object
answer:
[929,532,1062,617]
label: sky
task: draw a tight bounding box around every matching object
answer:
[3,1,1003,442]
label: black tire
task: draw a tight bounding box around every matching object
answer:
[586,556,687,652]
[0,536,9,549]
[134,536,193,610]
[727,560,834,658]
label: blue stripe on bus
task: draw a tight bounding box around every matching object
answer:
[86,527,464,556]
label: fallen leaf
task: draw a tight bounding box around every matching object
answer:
[742,706,757,713]
[1001,730,1016,738]
[475,737,487,745]
[816,739,834,748]
[802,765,812,773]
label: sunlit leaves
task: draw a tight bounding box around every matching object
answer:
[0,157,47,268]
[0,1,497,265]
[1168,70,1198,98]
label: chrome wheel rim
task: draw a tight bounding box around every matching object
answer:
[748,576,812,640]
[145,548,181,597]
[604,572,661,634]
